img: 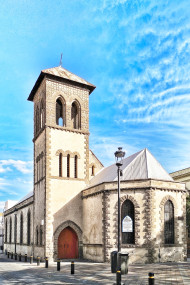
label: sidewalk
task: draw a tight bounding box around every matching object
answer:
[1,253,190,284]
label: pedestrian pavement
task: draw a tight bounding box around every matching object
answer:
[1,253,190,284]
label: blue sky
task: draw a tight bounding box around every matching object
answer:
[0,0,190,210]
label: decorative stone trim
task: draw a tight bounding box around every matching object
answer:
[102,191,111,262]
[142,189,156,263]
[159,195,179,246]
[53,220,83,260]
[121,194,141,246]
[50,176,84,181]
[112,194,140,252]
[55,149,81,158]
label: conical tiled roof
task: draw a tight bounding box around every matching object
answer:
[89,148,173,187]
[28,65,96,101]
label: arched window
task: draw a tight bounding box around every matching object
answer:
[74,155,78,178]
[9,218,12,243]
[40,226,43,246]
[40,100,44,128]
[59,153,62,177]
[36,226,39,245]
[67,154,70,177]
[20,213,23,244]
[27,210,31,245]
[121,199,135,244]
[56,98,65,126]
[14,214,17,245]
[164,200,174,244]
[36,107,40,134]
[71,101,80,129]
[5,219,7,243]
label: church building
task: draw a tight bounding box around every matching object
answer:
[4,64,187,264]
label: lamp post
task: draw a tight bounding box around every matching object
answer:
[114,147,125,284]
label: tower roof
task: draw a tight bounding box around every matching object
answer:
[28,65,96,101]
[89,148,173,187]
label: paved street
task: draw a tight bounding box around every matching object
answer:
[1,253,190,284]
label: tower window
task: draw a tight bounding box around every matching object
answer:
[36,107,40,134]
[67,154,70,177]
[74,155,78,178]
[164,200,174,244]
[59,153,62,177]
[40,100,44,128]
[56,98,65,126]
[92,165,95,176]
[71,101,81,129]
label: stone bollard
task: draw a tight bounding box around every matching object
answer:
[148,272,154,285]
[71,261,74,274]
[45,257,48,268]
[57,259,60,271]
[30,255,33,264]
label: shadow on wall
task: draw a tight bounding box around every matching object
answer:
[52,193,83,260]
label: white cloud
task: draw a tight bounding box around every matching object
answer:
[0,178,11,190]
[0,160,32,174]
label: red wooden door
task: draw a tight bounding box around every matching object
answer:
[58,227,78,259]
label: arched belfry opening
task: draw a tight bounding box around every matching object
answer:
[56,98,66,127]
[58,227,79,259]
[71,101,81,129]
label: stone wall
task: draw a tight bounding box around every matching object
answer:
[4,196,34,256]
[82,179,186,264]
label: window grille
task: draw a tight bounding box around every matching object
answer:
[121,199,135,244]
[164,200,174,244]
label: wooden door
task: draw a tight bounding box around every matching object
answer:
[58,227,78,259]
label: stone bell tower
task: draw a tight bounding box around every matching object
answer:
[28,65,95,260]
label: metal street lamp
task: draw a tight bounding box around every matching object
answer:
[114,147,125,285]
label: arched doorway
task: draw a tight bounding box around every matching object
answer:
[58,227,78,259]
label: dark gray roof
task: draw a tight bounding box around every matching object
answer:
[89,148,173,187]
[28,65,96,101]
[18,191,33,204]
